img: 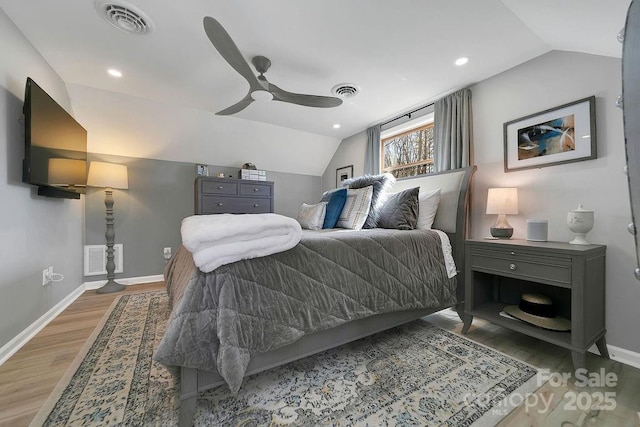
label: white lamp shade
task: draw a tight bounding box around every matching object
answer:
[87,161,128,189]
[486,187,518,215]
[48,158,86,185]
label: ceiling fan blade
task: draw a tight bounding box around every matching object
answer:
[216,93,254,115]
[203,17,259,91]
[269,83,343,108]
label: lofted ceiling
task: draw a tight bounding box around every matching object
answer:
[0,0,632,175]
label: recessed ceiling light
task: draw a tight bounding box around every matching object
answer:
[455,57,469,66]
[108,68,123,78]
[333,124,341,129]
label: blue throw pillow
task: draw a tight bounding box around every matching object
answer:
[321,188,348,228]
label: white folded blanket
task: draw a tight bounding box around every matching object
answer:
[181,213,302,272]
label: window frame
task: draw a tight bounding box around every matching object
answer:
[380,121,435,177]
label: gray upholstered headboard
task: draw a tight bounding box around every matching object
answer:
[391,166,476,301]
[392,166,475,234]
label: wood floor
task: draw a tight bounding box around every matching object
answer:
[0,282,164,427]
[1,282,639,426]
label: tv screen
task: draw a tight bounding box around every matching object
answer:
[22,77,87,199]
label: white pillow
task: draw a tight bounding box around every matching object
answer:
[336,186,373,230]
[416,188,441,230]
[298,202,327,230]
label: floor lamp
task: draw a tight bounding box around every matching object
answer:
[87,161,129,294]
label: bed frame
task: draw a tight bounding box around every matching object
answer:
[177,165,476,426]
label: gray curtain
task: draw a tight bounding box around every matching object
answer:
[434,88,472,172]
[364,125,381,175]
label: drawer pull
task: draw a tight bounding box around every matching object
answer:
[509,263,517,271]
[253,188,259,192]
[254,204,259,207]
[217,203,223,207]
[510,251,515,256]
[217,186,224,189]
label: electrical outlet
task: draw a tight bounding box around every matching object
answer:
[163,247,172,259]
[42,267,55,286]
[42,267,53,286]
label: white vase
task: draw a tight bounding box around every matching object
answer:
[567,204,594,245]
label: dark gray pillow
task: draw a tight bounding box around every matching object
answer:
[377,187,419,230]
[342,173,395,228]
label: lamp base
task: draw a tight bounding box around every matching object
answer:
[96,280,126,294]
[490,226,514,239]
[490,214,514,239]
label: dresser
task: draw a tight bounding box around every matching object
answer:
[194,177,274,214]
[462,238,608,370]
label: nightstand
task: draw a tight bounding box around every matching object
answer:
[462,239,608,370]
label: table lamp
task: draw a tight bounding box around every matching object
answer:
[486,187,518,239]
[87,161,129,294]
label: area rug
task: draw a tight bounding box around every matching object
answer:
[32,291,539,426]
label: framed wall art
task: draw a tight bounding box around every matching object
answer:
[196,164,209,176]
[336,165,354,186]
[503,96,596,172]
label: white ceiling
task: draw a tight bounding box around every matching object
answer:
[0,0,632,174]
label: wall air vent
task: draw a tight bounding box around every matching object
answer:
[84,244,123,276]
[95,0,155,35]
[331,83,360,98]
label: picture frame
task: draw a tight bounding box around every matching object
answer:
[196,164,209,176]
[503,96,596,172]
[336,165,354,186]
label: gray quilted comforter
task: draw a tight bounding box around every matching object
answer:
[154,228,457,393]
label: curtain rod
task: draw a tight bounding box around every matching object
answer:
[379,102,434,128]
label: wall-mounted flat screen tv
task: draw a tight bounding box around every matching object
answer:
[22,77,87,199]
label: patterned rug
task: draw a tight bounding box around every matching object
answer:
[32,291,539,426]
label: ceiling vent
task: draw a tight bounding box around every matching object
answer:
[332,83,360,99]
[95,0,155,35]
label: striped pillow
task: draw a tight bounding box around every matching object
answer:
[336,186,373,230]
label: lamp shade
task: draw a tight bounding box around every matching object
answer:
[87,161,128,189]
[486,188,518,215]
[48,158,86,186]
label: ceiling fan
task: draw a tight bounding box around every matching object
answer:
[203,16,343,115]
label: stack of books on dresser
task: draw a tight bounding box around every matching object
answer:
[238,169,267,181]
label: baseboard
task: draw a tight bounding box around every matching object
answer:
[0,285,85,366]
[83,274,164,290]
[0,274,164,366]
[608,344,640,370]
[588,343,640,370]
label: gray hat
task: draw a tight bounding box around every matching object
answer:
[504,293,571,331]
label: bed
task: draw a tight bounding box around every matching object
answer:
[155,166,475,426]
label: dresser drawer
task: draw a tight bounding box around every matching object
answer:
[200,196,272,214]
[201,180,238,195]
[470,248,571,287]
[239,182,272,197]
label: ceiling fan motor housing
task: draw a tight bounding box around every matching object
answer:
[252,56,272,74]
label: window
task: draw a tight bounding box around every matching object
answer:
[381,122,434,178]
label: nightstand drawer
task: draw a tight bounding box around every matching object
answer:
[470,252,571,287]
[202,181,238,195]
[239,183,272,197]
[200,196,271,214]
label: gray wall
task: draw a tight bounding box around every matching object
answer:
[84,154,195,281]
[321,131,367,193]
[0,8,84,350]
[322,50,640,355]
[470,50,639,354]
[85,157,320,281]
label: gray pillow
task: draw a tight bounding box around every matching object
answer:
[342,173,395,228]
[377,187,420,230]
